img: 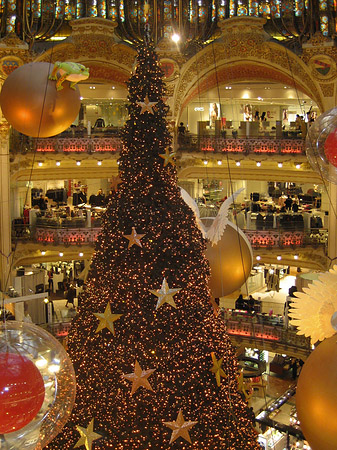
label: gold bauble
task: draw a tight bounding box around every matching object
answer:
[296,335,337,450]
[205,222,253,298]
[0,62,81,137]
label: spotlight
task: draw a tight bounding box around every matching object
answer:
[41,251,46,256]
[79,252,83,257]
[256,161,261,167]
[296,163,301,169]
[236,161,241,167]
[76,161,81,166]
[277,255,282,261]
[38,162,43,167]
[217,160,222,165]
[203,160,208,165]
[97,160,102,166]
[59,252,63,257]
[171,33,180,43]
[56,161,61,166]
[43,297,49,304]
[294,254,299,260]
[256,256,261,261]
[278,162,283,168]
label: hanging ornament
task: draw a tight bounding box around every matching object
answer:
[163,409,198,444]
[122,360,156,396]
[0,352,45,434]
[159,148,176,166]
[136,95,157,114]
[0,62,82,138]
[289,265,337,344]
[93,303,123,335]
[306,106,337,183]
[0,321,76,450]
[209,352,226,387]
[123,227,145,249]
[149,278,181,309]
[296,335,337,450]
[74,418,102,450]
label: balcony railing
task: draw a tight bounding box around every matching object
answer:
[9,130,305,156]
[12,221,327,250]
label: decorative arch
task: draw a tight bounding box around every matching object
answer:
[173,17,324,120]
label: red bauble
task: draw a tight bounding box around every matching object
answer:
[0,352,45,434]
[324,128,337,167]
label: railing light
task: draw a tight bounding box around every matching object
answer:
[76,160,81,166]
[256,161,261,167]
[278,162,283,168]
[56,161,61,166]
[236,161,241,166]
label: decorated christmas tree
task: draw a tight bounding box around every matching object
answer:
[47,42,259,450]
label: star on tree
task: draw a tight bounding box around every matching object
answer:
[74,418,102,450]
[149,277,181,309]
[93,303,122,335]
[164,409,198,444]
[123,227,145,249]
[122,360,156,396]
[210,352,226,387]
[159,147,176,166]
[136,95,157,114]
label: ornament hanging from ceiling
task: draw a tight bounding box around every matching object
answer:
[0,62,84,138]
[0,321,76,450]
[306,106,337,183]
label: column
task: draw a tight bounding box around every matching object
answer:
[0,122,11,293]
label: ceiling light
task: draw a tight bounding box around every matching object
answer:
[43,297,49,304]
[257,97,263,101]
[80,96,83,100]
[203,160,208,165]
[277,255,282,261]
[296,164,301,169]
[278,162,283,168]
[217,160,222,165]
[56,161,61,166]
[97,160,102,166]
[236,161,241,167]
[79,252,83,257]
[171,33,180,43]
[111,86,115,90]
[76,161,81,166]
[38,162,43,167]
[294,254,299,260]
[256,161,261,167]
[41,251,46,256]
[256,256,261,261]
[59,252,63,257]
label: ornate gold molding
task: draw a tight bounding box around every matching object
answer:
[320,83,334,97]
[0,121,10,139]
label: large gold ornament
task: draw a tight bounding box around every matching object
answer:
[296,335,337,450]
[164,409,198,444]
[290,265,337,344]
[205,222,253,298]
[0,62,81,138]
[122,360,156,396]
[74,418,102,450]
[93,303,122,335]
[149,278,181,309]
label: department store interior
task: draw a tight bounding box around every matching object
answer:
[1,1,336,448]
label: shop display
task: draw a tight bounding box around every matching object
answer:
[0,321,76,449]
[0,62,81,138]
[296,334,337,450]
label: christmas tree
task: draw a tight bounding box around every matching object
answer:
[47,42,259,450]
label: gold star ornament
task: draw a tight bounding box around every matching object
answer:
[93,303,122,335]
[164,409,198,444]
[74,418,102,450]
[209,352,226,387]
[123,227,145,249]
[136,95,157,114]
[159,148,176,167]
[149,278,181,310]
[122,360,156,396]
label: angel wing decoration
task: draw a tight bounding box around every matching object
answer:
[289,265,337,344]
[179,187,244,246]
